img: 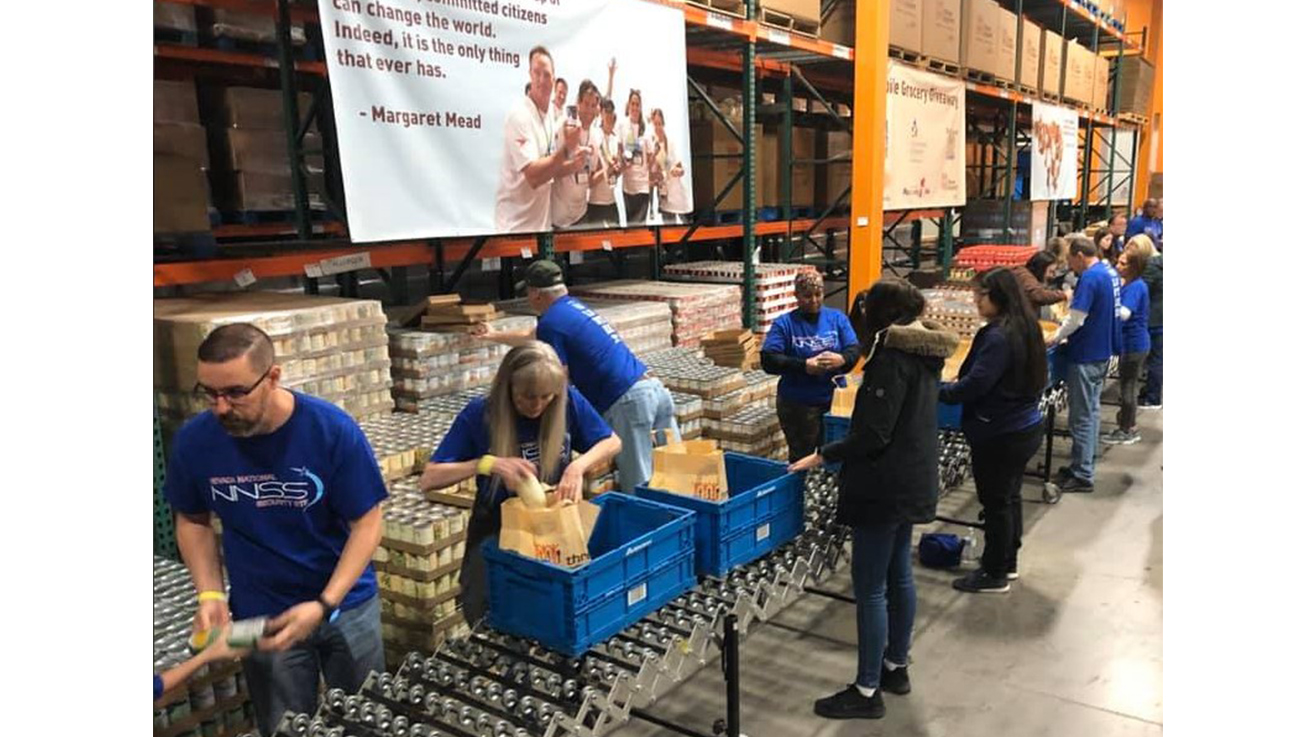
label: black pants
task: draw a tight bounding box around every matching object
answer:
[1117,351,1148,432]
[968,423,1044,578]
[777,398,826,463]
[623,191,650,224]
[585,203,620,228]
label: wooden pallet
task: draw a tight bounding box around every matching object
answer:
[888,45,921,64]
[1019,85,1040,98]
[926,56,962,76]
[757,6,820,37]
[1039,91,1062,103]
[965,68,998,85]
[686,0,746,17]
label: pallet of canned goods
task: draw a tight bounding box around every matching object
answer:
[389,315,537,406]
[921,288,986,341]
[360,412,457,482]
[570,280,741,349]
[404,386,490,418]
[647,363,745,399]
[497,297,676,356]
[662,261,818,339]
[154,557,255,737]
[703,405,788,460]
[670,391,705,440]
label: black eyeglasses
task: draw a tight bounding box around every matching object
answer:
[193,365,273,404]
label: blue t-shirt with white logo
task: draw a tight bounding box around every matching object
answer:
[1120,277,1151,355]
[430,387,613,511]
[1067,261,1123,363]
[536,296,647,414]
[761,307,859,406]
[164,393,388,620]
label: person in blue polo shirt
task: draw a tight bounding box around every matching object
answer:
[762,270,860,462]
[1127,198,1163,249]
[1047,237,1122,493]
[476,260,678,493]
[421,342,619,622]
[164,323,389,737]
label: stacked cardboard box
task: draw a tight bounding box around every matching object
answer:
[389,315,537,411]
[961,0,999,77]
[1041,29,1064,97]
[154,80,211,234]
[154,1,197,35]
[210,86,324,214]
[662,261,819,340]
[376,477,471,658]
[1093,55,1110,111]
[1020,19,1043,93]
[691,118,767,213]
[1113,57,1155,116]
[419,295,504,331]
[701,329,760,371]
[572,280,742,349]
[154,293,395,440]
[890,0,923,54]
[996,5,1018,84]
[671,391,706,440]
[1064,40,1094,105]
[923,0,961,67]
[208,8,307,46]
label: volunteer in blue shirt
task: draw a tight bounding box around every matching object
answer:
[1127,198,1163,249]
[164,324,389,737]
[762,270,861,462]
[1104,242,1152,445]
[476,259,678,493]
[940,268,1047,593]
[154,624,243,704]
[421,342,620,622]
[1046,238,1122,493]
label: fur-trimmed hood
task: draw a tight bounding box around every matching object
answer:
[883,319,961,358]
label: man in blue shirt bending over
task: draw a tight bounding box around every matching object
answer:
[165,323,388,736]
[1047,237,1122,493]
[761,270,860,462]
[477,260,679,493]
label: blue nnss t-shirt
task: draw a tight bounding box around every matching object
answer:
[1067,261,1123,363]
[761,307,859,406]
[536,296,647,414]
[164,393,389,620]
[430,387,613,510]
[1120,278,1151,355]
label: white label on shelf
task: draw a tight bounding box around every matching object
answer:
[520,246,533,260]
[304,262,325,278]
[627,582,648,607]
[831,44,850,60]
[569,250,584,265]
[706,12,733,31]
[602,239,614,251]
[233,268,256,288]
[756,523,771,542]
[856,216,870,227]
[766,29,791,46]
[481,257,501,272]
[319,252,372,276]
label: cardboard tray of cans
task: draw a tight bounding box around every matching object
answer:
[703,405,782,443]
[671,391,705,423]
[649,364,746,398]
[381,595,462,627]
[363,412,457,481]
[381,611,469,652]
[637,345,709,367]
[497,298,675,355]
[378,571,462,610]
[381,478,470,554]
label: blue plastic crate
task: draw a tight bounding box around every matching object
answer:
[937,398,963,430]
[483,493,696,656]
[635,453,804,577]
[822,414,849,471]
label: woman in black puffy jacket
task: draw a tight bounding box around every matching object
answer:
[940,267,1047,594]
[789,278,959,721]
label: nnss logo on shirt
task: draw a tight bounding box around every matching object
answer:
[793,331,839,352]
[209,467,325,511]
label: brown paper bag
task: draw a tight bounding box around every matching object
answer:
[499,495,599,567]
[830,374,861,418]
[650,439,729,501]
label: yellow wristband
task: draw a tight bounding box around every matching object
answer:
[197,591,227,603]
[477,455,496,476]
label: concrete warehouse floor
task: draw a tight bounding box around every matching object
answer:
[618,397,1164,737]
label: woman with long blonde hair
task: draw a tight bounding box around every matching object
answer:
[421,341,620,622]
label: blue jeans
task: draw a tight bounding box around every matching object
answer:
[1140,327,1163,404]
[603,377,680,493]
[851,523,916,689]
[242,594,385,736]
[1066,360,1109,484]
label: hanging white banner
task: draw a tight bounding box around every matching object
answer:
[1030,101,1079,200]
[317,0,694,242]
[884,61,966,210]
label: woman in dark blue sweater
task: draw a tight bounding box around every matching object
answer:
[940,268,1048,593]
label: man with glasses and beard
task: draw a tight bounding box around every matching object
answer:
[164,323,388,736]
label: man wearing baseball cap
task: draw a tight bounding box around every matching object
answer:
[475,260,680,492]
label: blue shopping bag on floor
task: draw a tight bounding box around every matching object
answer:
[917,533,965,569]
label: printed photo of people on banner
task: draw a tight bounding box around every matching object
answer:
[317,0,693,242]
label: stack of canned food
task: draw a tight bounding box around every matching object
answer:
[662,261,818,340]
[570,280,741,349]
[670,391,705,440]
[409,387,491,418]
[497,298,676,357]
[360,412,457,482]
[154,557,254,737]
[389,316,537,411]
[702,404,788,459]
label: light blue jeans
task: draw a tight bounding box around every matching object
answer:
[242,595,385,736]
[1066,360,1109,484]
[603,377,680,493]
[852,523,916,689]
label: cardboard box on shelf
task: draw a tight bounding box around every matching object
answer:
[996,5,1017,83]
[761,0,820,25]
[1041,29,1063,96]
[155,80,200,125]
[221,129,324,174]
[216,169,327,213]
[1093,55,1109,110]
[1021,19,1042,91]
[154,1,196,32]
[922,0,960,65]
[890,0,923,54]
[820,0,854,46]
[691,119,770,212]
[1114,57,1154,115]
[217,87,317,131]
[154,154,211,234]
[1063,39,1088,103]
[154,123,210,168]
[960,0,998,76]
[823,130,851,208]
[789,127,816,208]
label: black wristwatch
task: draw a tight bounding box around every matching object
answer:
[316,595,338,621]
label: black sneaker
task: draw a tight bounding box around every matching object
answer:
[880,665,911,695]
[1057,476,1095,493]
[1056,466,1076,481]
[1137,399,1162,410]
[953,569,1011,594]
[814,685,886,720]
